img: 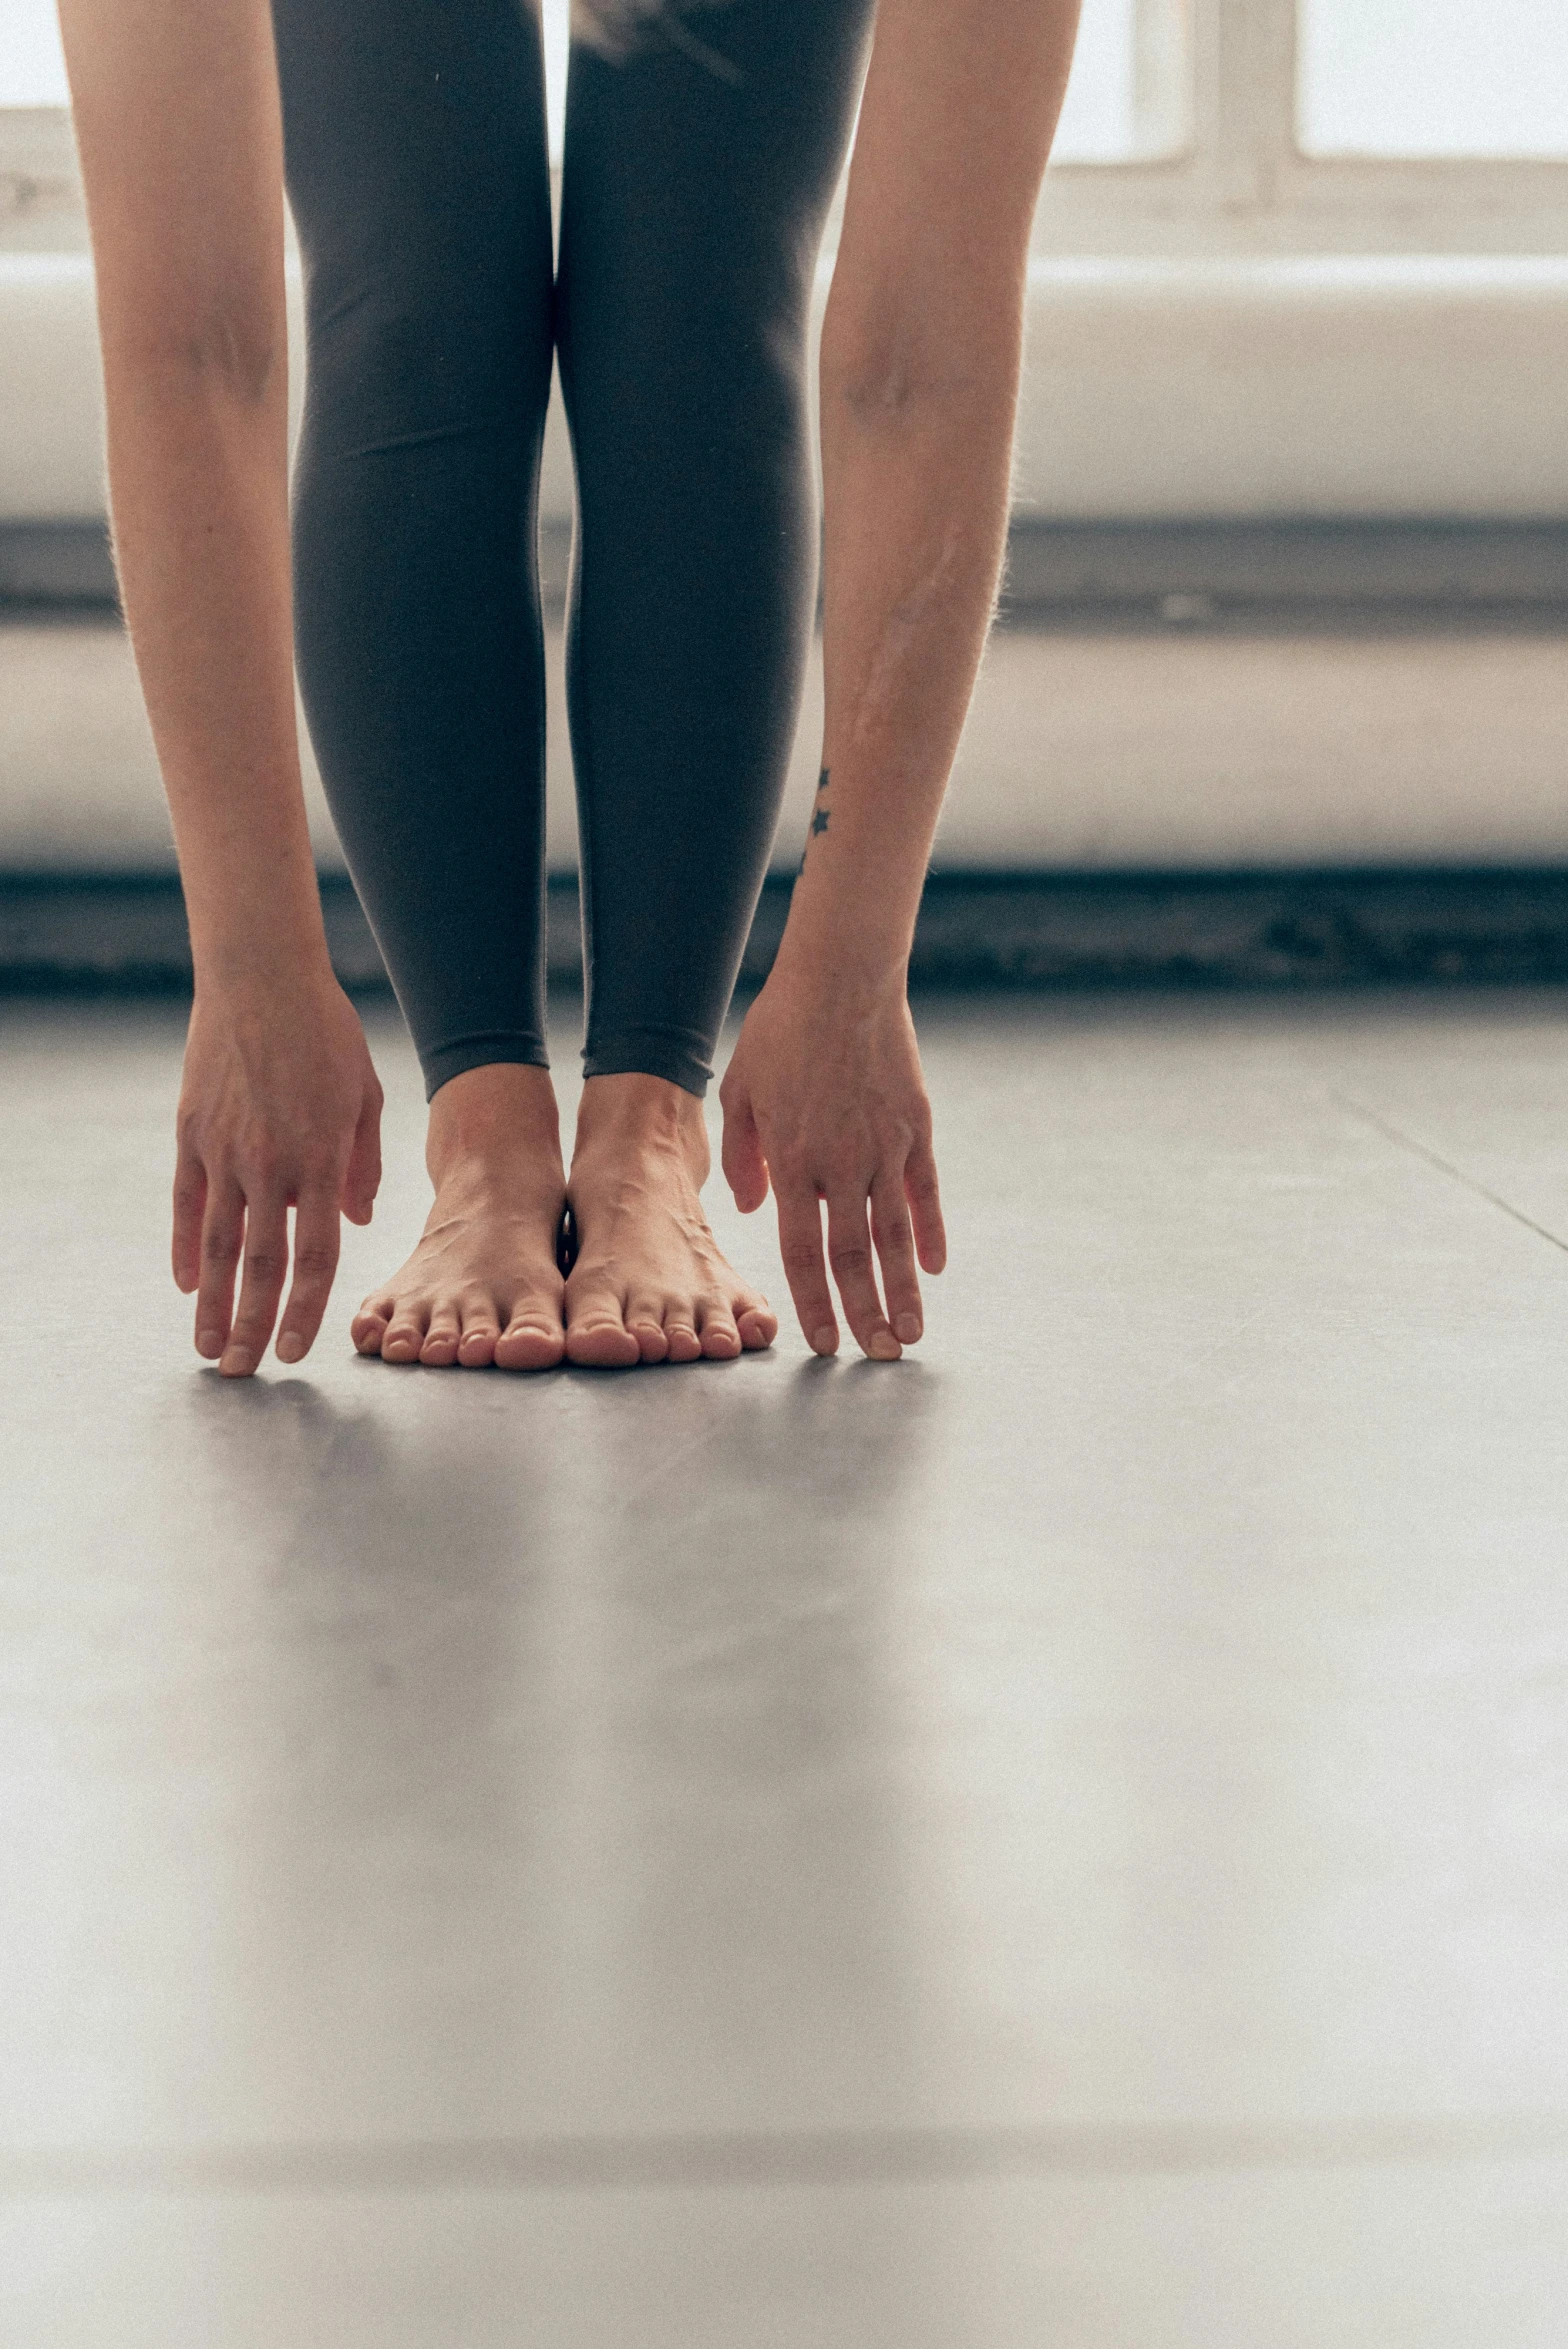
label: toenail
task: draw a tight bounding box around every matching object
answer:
[276,1332,305,1363]
[894,1314,921,1344]
[869,1331,901,1360]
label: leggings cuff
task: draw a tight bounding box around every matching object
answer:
[422,1031,551,1104]
[581,1027,713,1099]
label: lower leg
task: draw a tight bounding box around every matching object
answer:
[563,1073,777,1368]
[352,1064,569,1370]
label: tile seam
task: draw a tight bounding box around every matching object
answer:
[1332,1092,1568,1257]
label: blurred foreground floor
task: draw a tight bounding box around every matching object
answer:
[3,990,1568,2347]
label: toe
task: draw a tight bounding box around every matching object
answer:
[380,1303,429,1364]
[662,1308,703,1364]
[697,1295,742,1360]
[566,1320,641,1369]
[736,1293,777,1351]
[352,1297,393,1356]
[457,1295,502,1368]
[625,1294,670,1363]
[419,1305,462,1367]
[565,1281,641,1368]
[495,1285,566,1370]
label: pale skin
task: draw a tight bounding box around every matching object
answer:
[58,0,1079,1375]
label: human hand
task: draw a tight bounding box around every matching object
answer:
[719,965,946,1359]
[172,970,383,1376]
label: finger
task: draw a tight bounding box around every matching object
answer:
[826,1187,900,1361]
[193,1177,245,1362]
[172,1143,207,1295]
[775,1183,837,1355]
[870,1169,924,1346]
[275,1183,342,1364]
[720,1087,769,1214]
[905,1131,947,1275]
[220,1189,290,1378]
[342,1079,383,1225]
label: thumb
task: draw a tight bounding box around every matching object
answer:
[341,1081,383,1225]
[721,1087,770,1214]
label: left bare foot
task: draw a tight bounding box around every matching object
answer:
[563,1073,778,1368]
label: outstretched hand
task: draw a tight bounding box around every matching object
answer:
[172,972,383,1377]
[719,967,946,1360]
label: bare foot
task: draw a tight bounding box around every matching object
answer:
[351,1064,568,1370]
[563,1073,778,1368]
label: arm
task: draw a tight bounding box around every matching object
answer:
[720,0,1079,1358]
[58,0,381,1375]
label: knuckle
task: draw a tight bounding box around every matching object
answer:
[829,1241,872,1276]
[783,1242,825,1281]
[242,1245,286,1281]
[201,1229,241,1267]
[291,1241,339,1278]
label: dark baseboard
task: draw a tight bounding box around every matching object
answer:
[8,869,1568,997]
[7,518,1568,619]
[996,519,1568,617]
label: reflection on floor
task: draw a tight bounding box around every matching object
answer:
[3,990,1568,2348]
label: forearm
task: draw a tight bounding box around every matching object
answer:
[104,352,329,989]
[769,0,1077,997]
[62,0,329,994]
[777,332,1021,987]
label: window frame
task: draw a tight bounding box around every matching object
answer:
[5,0,1568,259]
[1031,0,1568,258]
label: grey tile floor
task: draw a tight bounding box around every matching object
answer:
[4,989,1568,2347]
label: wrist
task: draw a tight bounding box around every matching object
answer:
[191,925,339,1004]
[186,867,339,1001]
[766,922,909,1007]
[769,884,912,1000]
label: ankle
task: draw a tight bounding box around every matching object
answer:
[573,1072,707,1164]
[426,1063,562,1189]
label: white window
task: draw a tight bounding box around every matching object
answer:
[1033,0,1568,255]
[1298,0,1568,161]
[3,0,1566,527]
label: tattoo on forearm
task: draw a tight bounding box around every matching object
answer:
[799,765,831,870]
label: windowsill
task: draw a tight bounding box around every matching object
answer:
[2,248,1566,527]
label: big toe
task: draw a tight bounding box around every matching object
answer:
[495,1283,567,1370]
[565,1283,640,1368]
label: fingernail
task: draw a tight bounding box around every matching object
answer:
[894,1314,921,1344]
[196,1329,223,1358]
[218,1347,253,1377]
[811,1326,837,1354]
[869,1331,901,1360]
[276,1332,305,1363]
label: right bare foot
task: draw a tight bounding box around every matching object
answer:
[351,1064,568,1370]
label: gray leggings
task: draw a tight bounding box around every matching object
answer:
[271,0,875,1100]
